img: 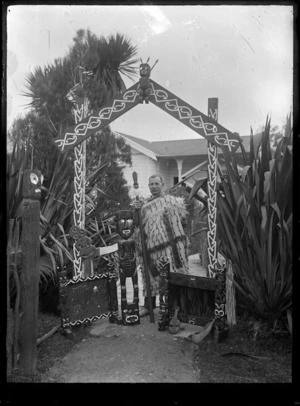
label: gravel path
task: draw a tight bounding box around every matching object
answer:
[44,310,198,383]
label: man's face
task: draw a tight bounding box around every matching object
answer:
[148,176,164,197]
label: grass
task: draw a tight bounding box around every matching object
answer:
[193,318,292,383]
[8,312,91,383]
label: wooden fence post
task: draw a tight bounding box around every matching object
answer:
[19,169,42,375]
[6,220,14,379]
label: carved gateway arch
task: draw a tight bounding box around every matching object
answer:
[55,67,240,332]
[55,79,240,154]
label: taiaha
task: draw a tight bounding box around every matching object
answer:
[132,171,154,323]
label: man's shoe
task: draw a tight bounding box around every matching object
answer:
[139,307,150,317]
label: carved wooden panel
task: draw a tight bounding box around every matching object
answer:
[59,271,117,329]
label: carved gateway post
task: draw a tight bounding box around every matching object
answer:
[207,98,228,342]
[66,86,89,279]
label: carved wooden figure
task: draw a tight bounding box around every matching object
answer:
[19,169,42,375]
[116,210,140,325]
[137,58,158,104]
[157,256,171,331]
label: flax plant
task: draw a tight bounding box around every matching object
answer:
[7,134,110,281]
[217,115,292,326]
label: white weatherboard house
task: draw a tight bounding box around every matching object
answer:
[114,131,252,199]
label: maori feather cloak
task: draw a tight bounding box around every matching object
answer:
[141,194,189,275]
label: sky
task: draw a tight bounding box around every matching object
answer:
[6,4,293,141]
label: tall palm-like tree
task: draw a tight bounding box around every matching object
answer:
[24,30,139,126]
[69,30,139,107]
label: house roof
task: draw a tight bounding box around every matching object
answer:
[114,131,253,158]
[114,132,158,161]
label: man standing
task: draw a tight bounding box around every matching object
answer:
[132,175,189,317]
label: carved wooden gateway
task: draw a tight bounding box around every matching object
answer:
[55,60,241,341]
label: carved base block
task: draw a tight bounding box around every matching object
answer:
[58,271,118,333]
[121,302,140,326]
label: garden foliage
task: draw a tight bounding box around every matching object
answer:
[217,115,292,325]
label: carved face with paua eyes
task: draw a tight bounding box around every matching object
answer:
[139,63,151,78]
[115,210,135,240]
[22,169,44,200]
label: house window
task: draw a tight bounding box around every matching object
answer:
[173,177,179,185]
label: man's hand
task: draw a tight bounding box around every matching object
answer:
[132,200,143,210]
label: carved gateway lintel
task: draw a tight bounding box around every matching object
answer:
[55,78,241,155]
